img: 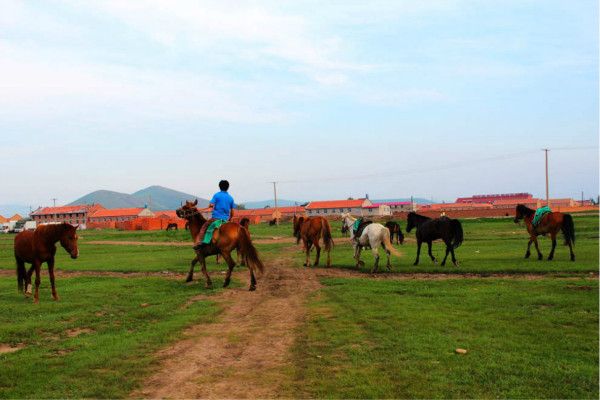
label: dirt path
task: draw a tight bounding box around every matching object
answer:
[130,257,321,399]
[85,237,296,246]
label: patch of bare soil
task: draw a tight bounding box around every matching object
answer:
[65,328,94,337]
[0,343,25,354]
[131,258,321,399]
[86,237,297,247]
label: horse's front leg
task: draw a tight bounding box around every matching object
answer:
[524,238,533,258]
[186,255,199,282]
[414,240,422,266]
[427,241,436,263]
[47,256,59,301]
[197,253,212,289]
[25,264,35,296]
[532,236,543,260]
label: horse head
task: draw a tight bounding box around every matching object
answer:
[176,199,199,219]
[59,223,79,259]
[514,204,533,224]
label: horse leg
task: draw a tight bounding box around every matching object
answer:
[355,246,363,269]
[314,242,321,267]
[547,232,557,261]
[533,237,543,260]
[383,244,391,271]
[199,254,212,289]
[414,240,422,266]
[33,260,41,304]
[371,247,380,274]
[441,243,450,266]
[186,256,199,282]
[25,264,35,296]
[48,256,59,301]
[427,241,437,264]
[524,238,533,258]
[450,247,459,266]
[304,240,312,267]
[221,251,236,288]
[567,238,575,262]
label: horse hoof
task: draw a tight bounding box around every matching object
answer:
[441,262,446,267]
[571,256,576,262]
[249,285,256,291]
[52,296,60,301]
[413,262,418,266]
[185,276,193,283]
[538,256,543,261]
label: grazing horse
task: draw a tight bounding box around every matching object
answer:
[176,200,263,291]
[405,212,463,266]
[385,221,405,245]
[14,223,79,303]
[341,213,401,273]
[166,223,178,231]
[293,215,334,267]
[514,204,575,261]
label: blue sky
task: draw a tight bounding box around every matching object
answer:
[0,0,597,207]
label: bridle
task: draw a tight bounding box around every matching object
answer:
[176,207,202,219]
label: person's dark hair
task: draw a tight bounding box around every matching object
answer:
[219,180,230,191]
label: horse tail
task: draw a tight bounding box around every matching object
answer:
[16,257,26,293]
[382,228,402,257]
[321,218,334,252]
[238,226,264,274]
[450,219,464,249]
[561,214,575,245]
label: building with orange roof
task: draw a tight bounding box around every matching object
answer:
[0,215,8,223]
[89,207,154,223]
[31,205,104,227]
[306,198,371,216]
[9,213,23,221]
[236,206,305,222]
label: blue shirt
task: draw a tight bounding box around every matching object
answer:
[210,191,235,220]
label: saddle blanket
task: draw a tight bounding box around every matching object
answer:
[532,206,552,227]
[202,219,226,244]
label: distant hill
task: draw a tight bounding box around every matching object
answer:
[69,186,209,210]
[132,186,209,210]
[241,199,304,209]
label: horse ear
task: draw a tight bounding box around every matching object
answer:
[74,224,80,230]
[193,199,198,206]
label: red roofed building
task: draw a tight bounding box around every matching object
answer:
[0,215,8,223]
[31,205,104,228]
[235,206,305,222]
[306,199,371,216]
[456,193,533,204]
[89,207,154,223]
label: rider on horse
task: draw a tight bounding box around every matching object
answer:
[193,180,235,250]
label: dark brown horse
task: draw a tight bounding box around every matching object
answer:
[514,204,575,261]
[293,215,334,267]
[385,221,405,245]
[406,212,463,266]
[166,223,178,231]
[14,223,79,303]
[176,200,264,291]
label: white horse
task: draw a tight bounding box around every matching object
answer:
[341,213,401,273]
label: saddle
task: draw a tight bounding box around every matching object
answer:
[532,206,552,227]
[353,219,373,239]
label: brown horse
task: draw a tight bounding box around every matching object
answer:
[14,223,79,303]
[293,215,334,267]
[514,204,575,261]
[176,200,264,290]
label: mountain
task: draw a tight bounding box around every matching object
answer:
[241,199,304,209]
[0,204,31,218]
[68,190,146,209]
[132,186,209,210]
[69,186,208,210]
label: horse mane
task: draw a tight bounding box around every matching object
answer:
[516,204,534,216]
[37,223,74,243]
[408,212,431,223]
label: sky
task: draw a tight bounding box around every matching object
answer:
[0,0,598,208]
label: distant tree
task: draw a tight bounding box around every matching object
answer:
[237,204,246,210]
[347,197,354,200]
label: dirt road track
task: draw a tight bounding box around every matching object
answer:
[130,258,321,399]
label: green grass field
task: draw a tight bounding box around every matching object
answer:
[0,215,597,398]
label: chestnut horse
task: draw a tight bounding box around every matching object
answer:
[293,215,334,267]
[514,204,575,261]
[14,223,79,303]
[176,200,264,291]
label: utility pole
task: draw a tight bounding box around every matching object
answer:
[52,198,57,207]
[271,181,279,225]
[542,148,550,207]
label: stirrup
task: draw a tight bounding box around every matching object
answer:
[193,242,205,251]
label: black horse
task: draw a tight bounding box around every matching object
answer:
[405,212,464,266]
[166,223,178,231]
[385,221,405,245]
